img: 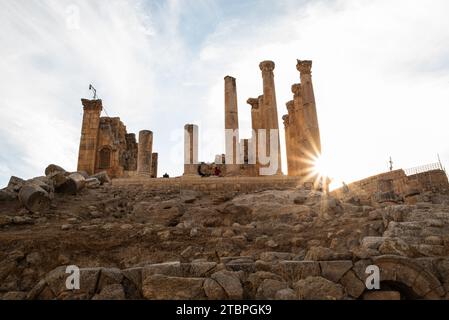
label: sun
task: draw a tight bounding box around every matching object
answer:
[313,154,331,178]
[311,154,342,191]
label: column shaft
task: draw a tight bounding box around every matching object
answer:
[224,76,239,166]
[297,60,321,158]
[77,99,103,175]
[151,152,158,178]
[184,124,199,176]
[137,130,153,174]
[260,61,282,175]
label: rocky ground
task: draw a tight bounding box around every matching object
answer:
[1,171,449,300]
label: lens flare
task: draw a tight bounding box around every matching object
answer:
[311,154,342,191]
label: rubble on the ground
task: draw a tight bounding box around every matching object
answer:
[1,167,449,300]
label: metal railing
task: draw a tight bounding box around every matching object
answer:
[404,162,444,176]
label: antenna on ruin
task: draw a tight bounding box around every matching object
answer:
[89,84,97,100]
[389,156,393,171]
[438,154,446,173]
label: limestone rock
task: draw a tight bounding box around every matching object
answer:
[260,252,294,262]
[361,237,387,250]
[275,288,297,300]
[211,270,243,299]
[255,279,288,300]
[92,284,126,300]
[85,178,101,189]
[18,184,51,213]
[203,278,227,300]
[339,270,365,298]
[275,261,321,284]
[294,276,345,300]
[97,268,123,291]
[0,189,17,202]
[143,262,182,277]
[378,238,414,257]
[305,246,351,261]
[245,271,283,297]
[45,164,66,176]
[6,176,25,192]
[142,274,205,300]
[56,173,86,195]
[91,172,111,185]
[319,261,353,283]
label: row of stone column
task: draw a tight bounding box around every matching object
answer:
[228,61,283,175]
[283,60,321,177]
[137,130,158,178]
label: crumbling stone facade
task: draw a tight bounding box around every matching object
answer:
[77,99,157,178]
[332,168,449,206]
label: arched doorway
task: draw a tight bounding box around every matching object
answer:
[367,255,445,300]
[99,147,112,169]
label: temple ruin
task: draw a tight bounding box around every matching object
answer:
[183,59,321,181]
[77,99,158,179]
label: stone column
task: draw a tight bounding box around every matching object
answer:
[247,98,261,131]
[150,152,158,178]
[247,97,261,172]
[224,76,239,168]
[286,100,300,176]
[184,124,199,176]
[283,114,294,176]
[77,99,103,175]
[259,61,282,175]
[287,83,304,176]
[240,138,249,164]
[296,60,321,157]
[137,130,153,175]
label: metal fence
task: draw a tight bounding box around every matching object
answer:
[404,162,444,176]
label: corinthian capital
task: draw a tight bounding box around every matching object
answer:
[247,98,259,110]
[286,100,295,113]
[291,83,302,96]
[259,60,275,72]
[296,60,312,74]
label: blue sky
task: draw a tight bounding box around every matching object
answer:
[1,0,449,187]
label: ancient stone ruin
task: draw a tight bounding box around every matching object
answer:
[1,59,449,301]
[77,99,158,179]
[183,60,320,182]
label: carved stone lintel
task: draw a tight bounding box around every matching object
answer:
[296,60,312,74]
[259,60,275,72]
[291,83,302,96]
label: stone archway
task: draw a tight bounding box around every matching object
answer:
[370,255,445,299]
[98,147,112,169]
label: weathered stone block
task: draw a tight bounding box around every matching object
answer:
[294,276,345,300]
[319,261,353,283]
[142,274,205,300]
[274,261,321,284]
[211,270,243,299]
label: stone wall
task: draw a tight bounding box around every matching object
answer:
[113,176,305,194]
[332,169,449,205]
[26,255,448,300]
[96,117,138,178]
